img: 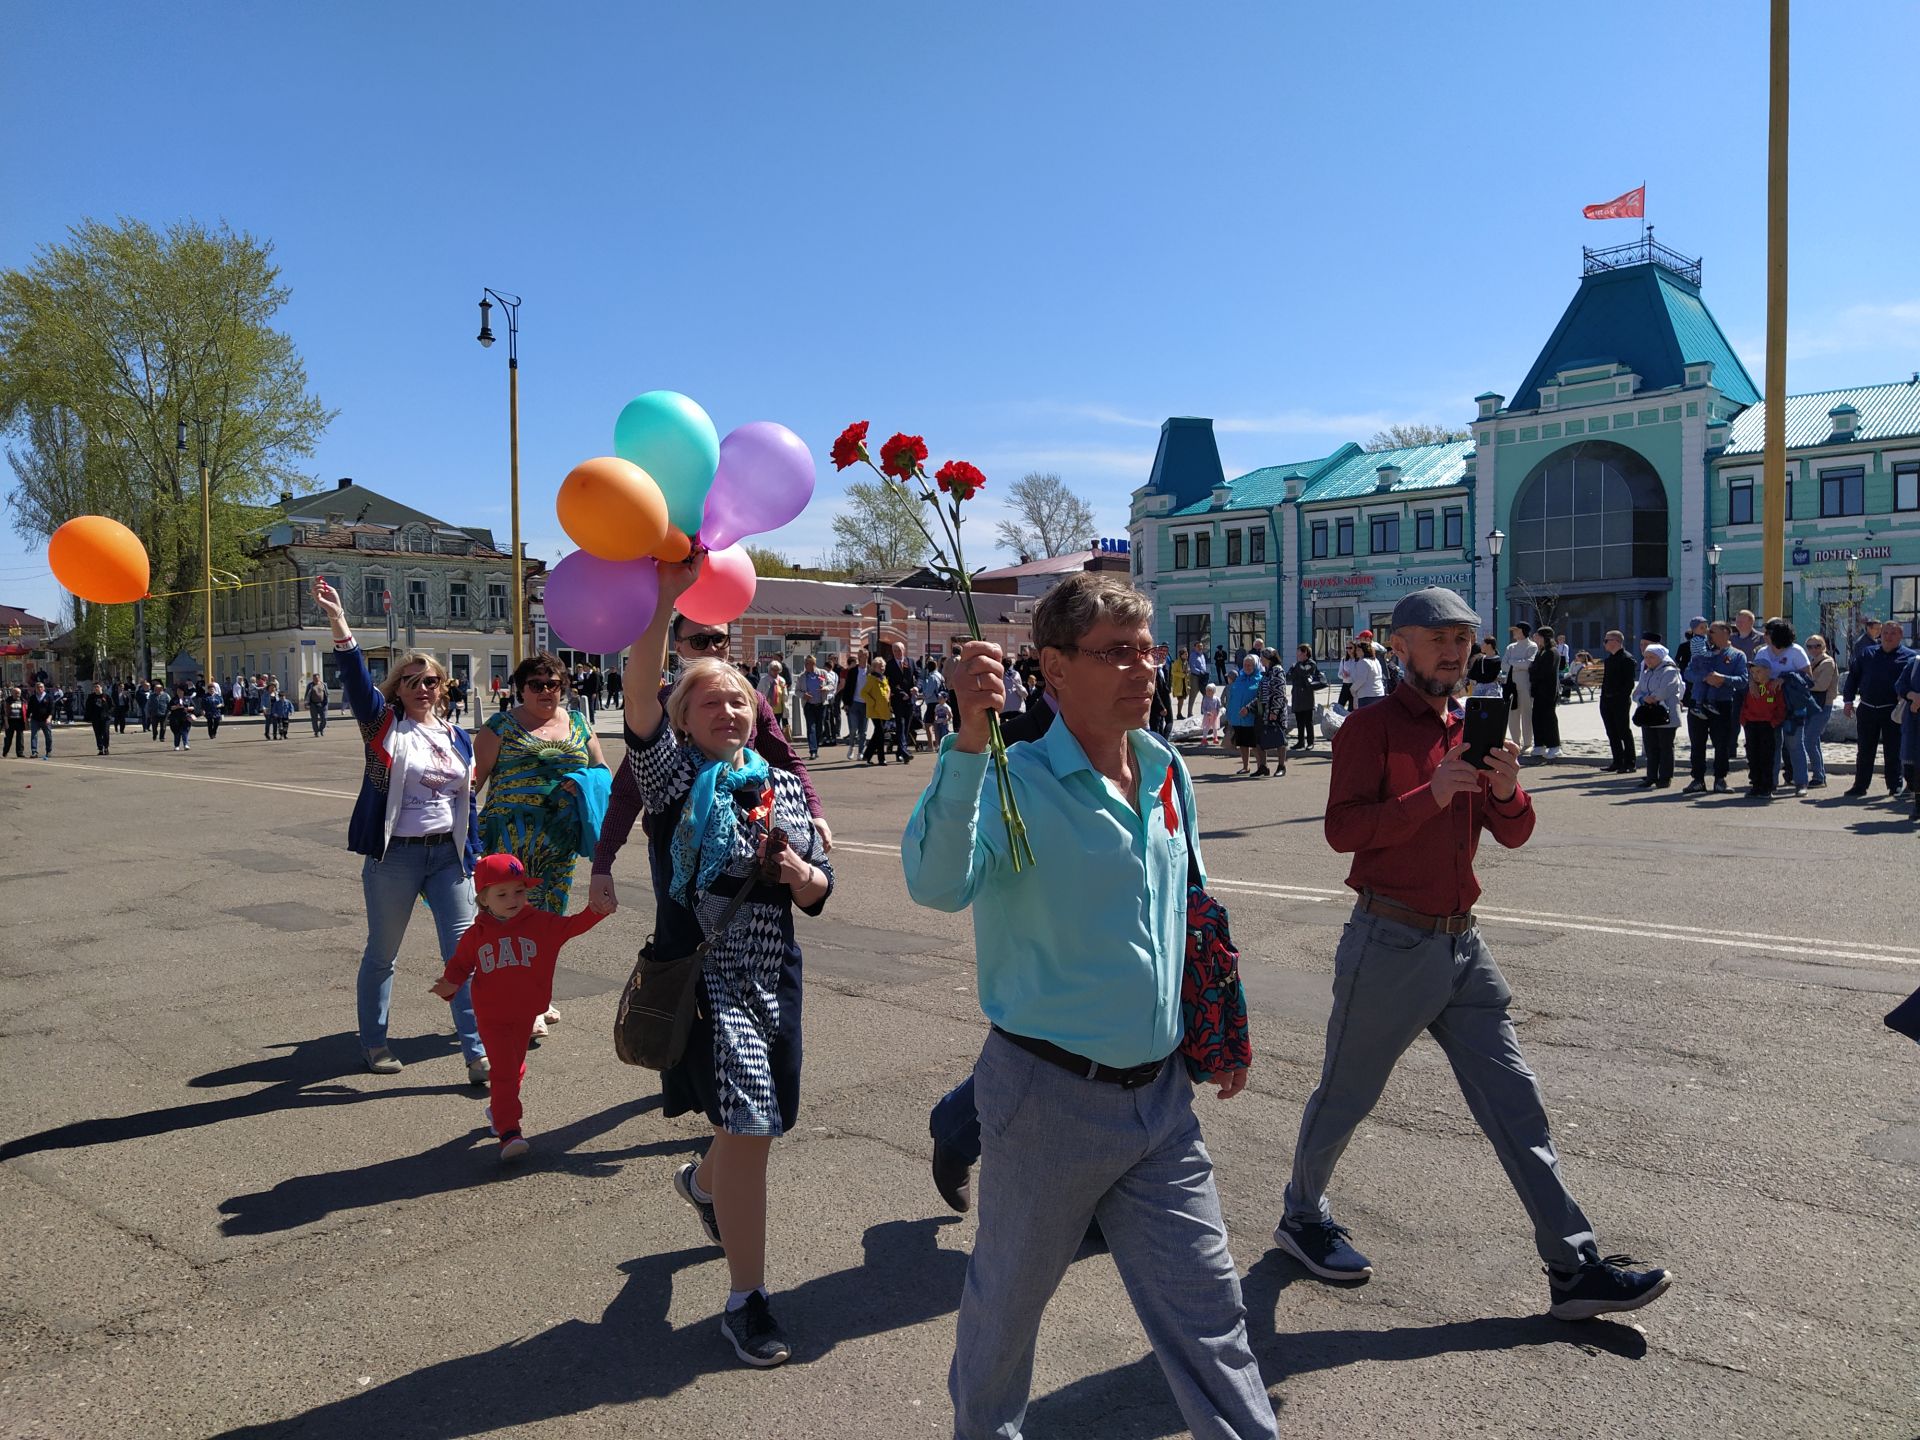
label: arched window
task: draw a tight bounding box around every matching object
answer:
[1510,441,1667,586]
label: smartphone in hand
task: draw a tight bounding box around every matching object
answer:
[1463,696,1508,769]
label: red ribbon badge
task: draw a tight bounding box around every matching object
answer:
[1159,768,1180,836]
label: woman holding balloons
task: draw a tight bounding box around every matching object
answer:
[314,577,490,1084]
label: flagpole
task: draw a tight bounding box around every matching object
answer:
[1761,0,1789,619]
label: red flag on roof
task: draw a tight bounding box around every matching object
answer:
[1583,185,1645,220]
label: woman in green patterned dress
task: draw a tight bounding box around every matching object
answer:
[473,651,614,1036]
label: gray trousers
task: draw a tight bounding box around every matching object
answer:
[1283,908,1599,1272]
[952,1030,1276,1440]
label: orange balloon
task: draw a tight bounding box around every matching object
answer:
[649,525,692,563]
[556,456,669,562]
[48,515,150,604]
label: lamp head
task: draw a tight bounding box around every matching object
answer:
[1708,543,1723,566]
[477,296,495,348]
[176,419,187,453]
[1486,528,1505,557]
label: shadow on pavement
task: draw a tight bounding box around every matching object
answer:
[216,1096,678,1236]
[0,1033,470,1162]
[1026,1250,1648,1438]
[208,1216,968,1439]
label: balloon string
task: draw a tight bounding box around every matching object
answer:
[139,575,283,602]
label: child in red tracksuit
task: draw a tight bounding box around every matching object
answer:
[431,853,606,1161]
[1740,655,1784,799]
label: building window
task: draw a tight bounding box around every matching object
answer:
[1369,515,1399,554]
[490,652,510,688]
[1896,463,1920,513]
[1724,584,1791,624]
[1442,507,1463,549]
[1173,533,1190,570]
[1310,522,1328,559]
[1227,610,1265,656]
[449,582,469,620]
[1226,529,1243,566]
[362,575,386,619]
[406,579,428,618]
[1312,605,1353,660]
[1893,576,1920,636]
[1248,527,1266,564]
[486,580,508,621]
[1194,531,1212,567]
[1729,480,1754,526]
[1414,511,1435,551]
[1819,467,1865,517]
[1174,613,1210,658]
[1335,519,1354,557]
[1509,440,1667,587]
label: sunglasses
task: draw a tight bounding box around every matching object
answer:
[523,677,565,693]
[401,673,443,690]
[682,633,730,652]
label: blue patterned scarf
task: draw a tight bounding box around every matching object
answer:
[670,746,774,905]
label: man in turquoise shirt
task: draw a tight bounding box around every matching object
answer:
[903,573,1273,1440]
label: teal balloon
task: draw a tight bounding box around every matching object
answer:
[612,391,720,535]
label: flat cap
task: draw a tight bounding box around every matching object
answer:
[1390,586,1479,629]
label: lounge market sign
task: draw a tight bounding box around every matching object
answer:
[1792,544,1890,566]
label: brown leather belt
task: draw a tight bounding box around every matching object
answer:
[1358,891,1475,936]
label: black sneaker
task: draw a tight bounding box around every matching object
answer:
[673,1162,722,1246]
[1712,778,1730,793]
[1547,1254,1673,1320]
[931,1140,972,1214]
[1681,779,1706,794]
[1272,1216,1373,1281]
[720,1291,791,1367]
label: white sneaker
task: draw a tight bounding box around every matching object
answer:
[542,1005,561,1026]
[1546,747,1561,759]
[530,1013,549,1042]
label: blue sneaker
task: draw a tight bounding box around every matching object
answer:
[1547,1254,1673,1321]
[1272,1216,1373,1281]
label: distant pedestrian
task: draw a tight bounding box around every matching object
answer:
[1842,620,1914,798]
[84,682,111,755]
[111,682,131,734]
[1502,624,1537,750]
[1599,630,1638,773]
[145,684,168,741]
[1527,626,1562,758]
[167,685,195,750]
[799,655,826,760]
[27,682,56,758]
[201,684,224,739]
[1633,644,1685,789]
[1287,644,1326,750]
[1683,621,1748,795]
[1200,681,1222,743]
[307,674,329,735]
[1740,656,1783,799]
[4,688,27,757]
[1801,635,1837,789]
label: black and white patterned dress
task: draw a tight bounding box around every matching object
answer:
[628,720,831,1137]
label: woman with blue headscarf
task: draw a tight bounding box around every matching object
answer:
[624,557,833,1369]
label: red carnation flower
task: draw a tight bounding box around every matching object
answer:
[879,432,928,480]
[934,459,987,502]
[831,420,870,471]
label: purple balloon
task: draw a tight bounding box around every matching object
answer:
[700,421,817,550]
[543,550,659,654]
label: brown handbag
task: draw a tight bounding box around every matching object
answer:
[613,878,756,1070]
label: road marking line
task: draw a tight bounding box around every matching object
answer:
[27,759,354,801]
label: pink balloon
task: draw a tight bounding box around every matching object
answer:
[677,544,757,626]
[699,421,816,550]
[543,550,659,653]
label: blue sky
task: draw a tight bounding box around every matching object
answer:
[4,0,1918,620]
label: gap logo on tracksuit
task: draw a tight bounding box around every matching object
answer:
[476,935,539,974]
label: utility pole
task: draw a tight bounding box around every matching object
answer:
[1761,0,1790,616]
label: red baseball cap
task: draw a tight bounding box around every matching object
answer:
[474,853,537,890]
[1355,629,1374,640]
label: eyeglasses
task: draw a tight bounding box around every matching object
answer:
[682,633,730,653]
[1061,643,1170,670]
[401,673,443,691]
[523,677,565,693]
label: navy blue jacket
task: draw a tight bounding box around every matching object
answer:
[1844,642,1918,708]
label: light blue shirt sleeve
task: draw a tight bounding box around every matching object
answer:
[901,741,998,912]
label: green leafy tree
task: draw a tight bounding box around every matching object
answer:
[1365,423,1469,451]
[0,218,333,669]
[993,471,1097,559]
[828,477,930,574]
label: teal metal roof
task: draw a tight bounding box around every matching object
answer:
[1300,438,1472,503]
[1168,446,1354,515]
[1655,270,1760,406]
[1722,378,1920,455]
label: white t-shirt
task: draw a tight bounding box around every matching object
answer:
[392,722,464,837]
[1763,642,1811,676]
[1347,656,1385,700]
[1503,639,1538,686]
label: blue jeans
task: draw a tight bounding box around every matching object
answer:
[357,844,482,1062]
[846,700,867,753]
[931,1075,982,1166]
[1802,699,1832,783]
[29,719,52,755]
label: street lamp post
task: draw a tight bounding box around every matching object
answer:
[1485,528,1505,635]
[1708,543,1724,621]
[178,417,215,687]
[1846,552,1860,655]
[476,290,525,667]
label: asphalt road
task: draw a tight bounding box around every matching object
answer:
[1,711,1915,1439]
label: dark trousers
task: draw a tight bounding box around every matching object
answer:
[1600,697,1635,768]
[204,711,220,740]
[91,719,110,754]
[1294,704,1315,746]
[1744,721,1778,794]
[1644,726,1676,786]
[3,723,23,756]
[1688,704,1738,781]
[1532,694,1560,748]
[1852,704,1903,792]
[863,719,891,764]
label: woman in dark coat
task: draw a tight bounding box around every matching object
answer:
[1528,625,1564,757]
[1284,645,1325,751]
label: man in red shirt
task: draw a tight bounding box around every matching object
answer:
[1273,587,1674,1322]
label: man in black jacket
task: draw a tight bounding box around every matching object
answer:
[1843,620,1915,797]
[1599,630,1638,773]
